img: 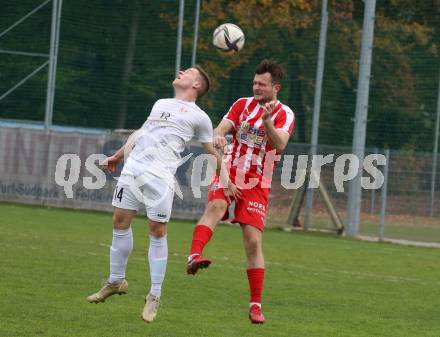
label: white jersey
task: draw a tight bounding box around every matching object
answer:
[121,98,213,182]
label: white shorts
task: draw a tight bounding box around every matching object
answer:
[111,173,174,223]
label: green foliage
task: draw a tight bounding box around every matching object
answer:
[0,0,439,150]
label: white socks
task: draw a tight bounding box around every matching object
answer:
[109,228,133,284]
[148,235,168,298]
[107,229,167,297]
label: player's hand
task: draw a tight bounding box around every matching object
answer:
[213,135,228,152]
[101,155,120,173]
[262,100,276,121]
[225,181,242,202]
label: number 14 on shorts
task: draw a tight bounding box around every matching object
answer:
[114,187,124,202]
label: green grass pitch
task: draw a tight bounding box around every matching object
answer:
[0,203,439,337]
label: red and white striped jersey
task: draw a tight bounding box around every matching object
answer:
[223,97,295,180]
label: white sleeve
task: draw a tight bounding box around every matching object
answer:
[196,115,213,143]
[149,99,161,113]
[141,100,161,128]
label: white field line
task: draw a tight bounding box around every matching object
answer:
[93,243,439,288]
[357,235,440,249]
[283,227,440,249]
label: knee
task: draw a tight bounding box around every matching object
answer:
[149,221,167,238]
[206,200,227,218]
[245,236,261,253]
[150,227,166,238]
[113,213,130,230]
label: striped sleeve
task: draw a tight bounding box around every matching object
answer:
[223,98,247,127]
[274,106,295,135]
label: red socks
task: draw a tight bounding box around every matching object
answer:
[246,268,265,304]
[189,224,213,256]
[190,226,265,305]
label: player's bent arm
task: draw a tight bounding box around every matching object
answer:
[214,119,234,137]
[101,129,140,173]
[213,119,234,149]
[202,142,227,177]
[109,129,139,161]
[262,118,290,153]
[202,142,233,190]
[202,142,242,200]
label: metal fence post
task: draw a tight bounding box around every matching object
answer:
[347,0,377,237]
[370,147,378,214]
[44,0,60,129]
[379,149,390,241]
[175,0,185,78]
[191,0,201,66]
[304,0,328,230]
[430,68,440,216]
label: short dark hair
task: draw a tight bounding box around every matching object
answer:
[192,64,211,98]
[255,59,285,85]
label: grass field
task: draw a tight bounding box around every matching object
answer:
[267,201,440,244]
[1,203,439,337]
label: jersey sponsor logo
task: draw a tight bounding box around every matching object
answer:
[238,122,265,146]
[160,112,171,120]
[144,120,167,129]
[240,121,250,131]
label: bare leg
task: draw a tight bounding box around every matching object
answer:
[197,199,228,230]
[242,224,264,269]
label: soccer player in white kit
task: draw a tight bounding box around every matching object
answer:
[86,65,240,323]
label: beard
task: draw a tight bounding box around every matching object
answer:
[254,93,275,104]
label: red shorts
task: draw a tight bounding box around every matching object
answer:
[208,175,269,231]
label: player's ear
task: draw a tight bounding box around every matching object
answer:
[193,80,202,91]
[274,83,282,93]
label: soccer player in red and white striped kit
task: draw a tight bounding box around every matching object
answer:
[187,60,295,324]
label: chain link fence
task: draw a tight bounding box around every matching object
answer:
[267,144,440,243]
[1,1,439,243]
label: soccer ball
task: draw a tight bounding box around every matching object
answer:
[212,23,245,53]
